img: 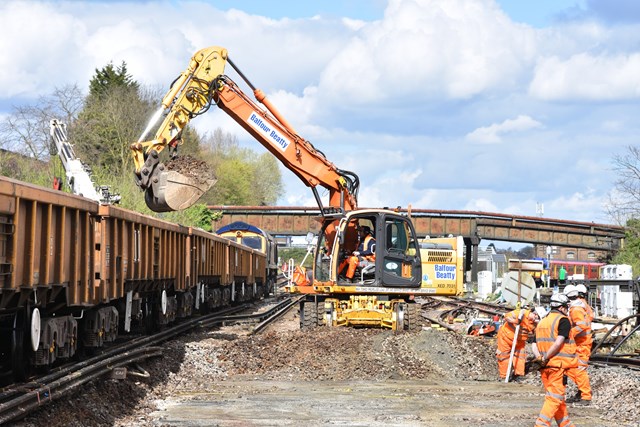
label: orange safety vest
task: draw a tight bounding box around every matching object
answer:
[569,300,592,347]
[360,235,376,262]
[502,309,536,345]
[535,311,578,369]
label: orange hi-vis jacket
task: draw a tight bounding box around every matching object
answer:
[502,308,536,346]
[535,311,578,370]
[568,299,592,348]
[360,235,376,261]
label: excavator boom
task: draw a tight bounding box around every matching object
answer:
[131,46,358,213]
[131,45,428,331]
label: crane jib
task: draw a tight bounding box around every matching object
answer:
[248,112,291,152]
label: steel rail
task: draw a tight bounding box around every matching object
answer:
[251,296,303,334]
[0,302,269,424]
[0,346,163,424]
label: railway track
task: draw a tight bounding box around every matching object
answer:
[420,296,640,371]
[0,296,297,424]
[419,295,509,332]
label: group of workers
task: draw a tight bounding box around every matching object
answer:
[495,283,594,426]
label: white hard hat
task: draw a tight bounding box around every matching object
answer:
[534,306,548,319]
[550,293,570,308]
[564,284,579,298]
[575,284,588,295]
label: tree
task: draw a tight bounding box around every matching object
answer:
[88,61,139,99]
[0,63,284,231]
[0,84,84,161]
[198,129,283,206]
[73,62,147,177]
[606,145,640,224]
[611,218,640,276]
[72,85,154,177]
[605,146,640,274]
[252,152,284,205]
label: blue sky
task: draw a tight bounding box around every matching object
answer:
[2,0,640,232]
[209,0,585,26]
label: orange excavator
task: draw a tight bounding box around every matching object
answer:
[131,46,429,330]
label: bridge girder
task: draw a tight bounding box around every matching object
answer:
[210,206,625,252]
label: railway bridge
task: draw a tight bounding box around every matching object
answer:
[210,206,626,282]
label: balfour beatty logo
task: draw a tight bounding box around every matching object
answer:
[248,112,290,152]
[435,264,456,280]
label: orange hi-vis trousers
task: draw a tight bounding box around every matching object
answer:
[565,344,592,400]
[535,367,575,427]
[496,332,526,378]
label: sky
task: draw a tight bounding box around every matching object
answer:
[1,0,640,229]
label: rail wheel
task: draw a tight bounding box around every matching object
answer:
[405,303,422,331]
[301,301,320,329]
[12,307,38,381]
[143,297,157,334]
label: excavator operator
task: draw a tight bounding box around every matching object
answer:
[342,225,376,282]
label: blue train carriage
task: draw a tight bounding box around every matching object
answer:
[215,221,278,295]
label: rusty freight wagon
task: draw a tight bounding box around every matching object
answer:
[0,175,267,382]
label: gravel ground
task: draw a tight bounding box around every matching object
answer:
[13,304,640,427]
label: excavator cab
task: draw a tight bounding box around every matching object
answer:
[313,210,422,288]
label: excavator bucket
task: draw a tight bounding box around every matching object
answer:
[145,167,217,212]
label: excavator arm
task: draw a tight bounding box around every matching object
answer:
[131,46,359,213]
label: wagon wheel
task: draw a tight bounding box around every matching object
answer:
[12,306,38,381]
[143,297,157,334]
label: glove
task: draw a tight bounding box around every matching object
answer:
[526,356,547,374]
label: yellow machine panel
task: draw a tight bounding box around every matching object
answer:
[419,236,464,296]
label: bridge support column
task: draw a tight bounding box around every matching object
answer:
[464,235,481,289]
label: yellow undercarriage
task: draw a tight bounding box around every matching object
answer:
[323,295,407,330]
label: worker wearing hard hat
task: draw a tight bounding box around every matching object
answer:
[532,293,578,427]
[345,225,376,281]
[564,283,594,405]
[495,306,540,381]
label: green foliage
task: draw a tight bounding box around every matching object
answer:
[199,130,283,205]
[611,218,640,276]
[74,86,151,176]
[0,151,53,186]
[279,247,314,268]
[89,62,139,99]
[165,204,220,231]
[0,60,284,234]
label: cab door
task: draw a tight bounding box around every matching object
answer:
[380,215,422,287]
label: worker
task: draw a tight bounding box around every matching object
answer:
[495,306,540,381]
[558,265,568,285]
[345,225,376,281]
[532,293,578,427]
[565,283,594,405]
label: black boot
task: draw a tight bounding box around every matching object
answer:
[566,391,581,403]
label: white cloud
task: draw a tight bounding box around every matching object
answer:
[529,53,640,100]
[316,0,537,105]
[1,0,638,228]
[466,115,543,143]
